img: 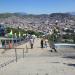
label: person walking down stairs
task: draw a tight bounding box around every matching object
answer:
[30,38,34,49]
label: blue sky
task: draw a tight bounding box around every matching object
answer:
[0,0,75,14]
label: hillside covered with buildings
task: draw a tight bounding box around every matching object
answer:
[0,13,75,33]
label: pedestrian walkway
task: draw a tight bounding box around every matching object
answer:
[26,38,51,56]
[16,38,60,57]
[0,38,75,75]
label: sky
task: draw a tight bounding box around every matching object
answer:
[0,0,75,14]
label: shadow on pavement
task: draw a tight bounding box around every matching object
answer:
[67,64,75,67]
[63,56,75,59]
[62,63,75,67]
[51,62,60,63]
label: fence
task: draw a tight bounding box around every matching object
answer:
[0,46,28,68]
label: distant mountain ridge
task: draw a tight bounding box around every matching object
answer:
[0,12,74,17]
[69,12,75,15]
[0,12,75,22]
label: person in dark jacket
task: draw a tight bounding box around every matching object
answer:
[41,39,43,48]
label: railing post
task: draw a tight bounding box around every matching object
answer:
[26,45,28,53]
[15,48,17,62]
[36,73,38,75]
[45,73,48,75]
[23,48,24,58]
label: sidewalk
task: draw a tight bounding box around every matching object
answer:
[0,38,75,75]
[16,38,52,56]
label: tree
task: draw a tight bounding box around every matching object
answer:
[73,34,75,43]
